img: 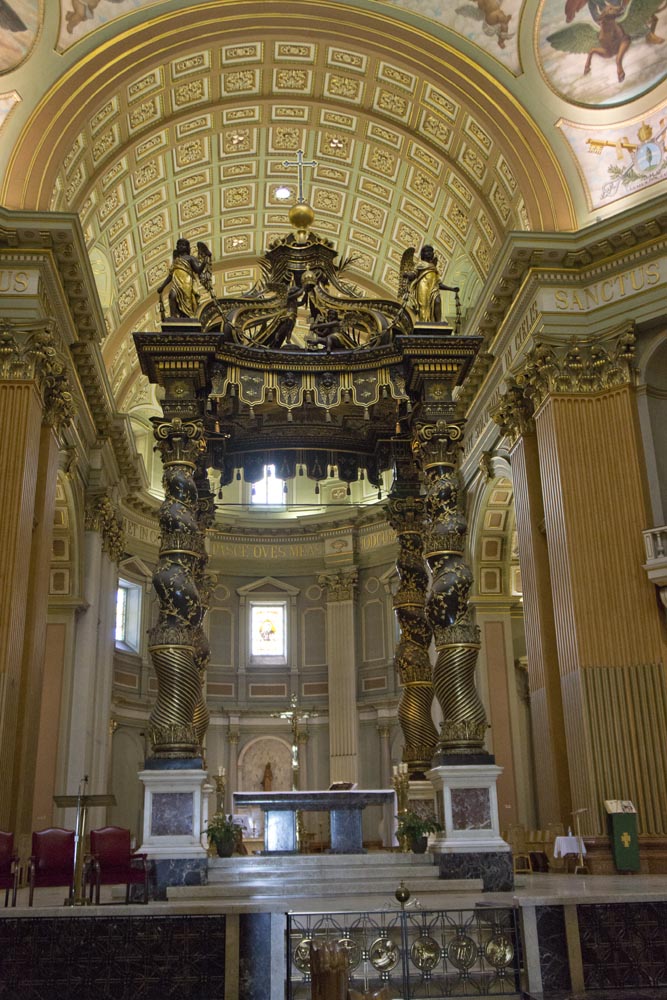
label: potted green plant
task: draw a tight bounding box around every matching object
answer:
[205,813,240,857]
[396,811,443,853]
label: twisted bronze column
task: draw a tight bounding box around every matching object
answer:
[412,419,487,758]
[191,456,216,752]
[387,443,437,776]
[148,416,206,758]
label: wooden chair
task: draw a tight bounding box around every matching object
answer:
[88,826,149,904]
[507,823,532,874]
[28,828,75,906]
[0,831,19,907]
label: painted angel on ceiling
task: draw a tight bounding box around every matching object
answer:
[65,0,127,35]
[0,0,27,32]
[548,0,666,83]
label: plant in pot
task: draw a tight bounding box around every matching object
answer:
[205,813,240,857]
[396,811,443,853]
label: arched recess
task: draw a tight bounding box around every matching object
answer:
[238,734,293,792]
[468,465,537,832]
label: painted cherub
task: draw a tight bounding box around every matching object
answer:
[65,0,127,35]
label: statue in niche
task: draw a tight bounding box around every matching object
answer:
[261,761,273,791]
[399,244,459,324]
[157,238,212,320]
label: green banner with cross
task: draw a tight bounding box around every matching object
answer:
[608,812,640,872]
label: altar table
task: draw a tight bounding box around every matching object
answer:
[232,789,395,854]
[553,835,586,858]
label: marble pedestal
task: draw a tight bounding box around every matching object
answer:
[427,763,513,891]
[137,767,209,898]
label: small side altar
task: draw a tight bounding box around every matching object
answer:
[233,790,395,854]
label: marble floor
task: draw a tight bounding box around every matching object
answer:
[6,869,667,913]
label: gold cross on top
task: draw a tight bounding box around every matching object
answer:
[282,149,318,204]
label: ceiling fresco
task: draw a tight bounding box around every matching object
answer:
[538,0,667,107]
[560,101,667,209]
[0,0,38,72]
[57,0,159,49]
[0,0,665,414]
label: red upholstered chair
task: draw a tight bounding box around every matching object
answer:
[88,826,148,904]
[28,828,75,906]
[0,831,19,907]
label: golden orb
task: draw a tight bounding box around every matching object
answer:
[289,202,315,232]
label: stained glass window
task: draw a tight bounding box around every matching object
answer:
[250,603,286,659]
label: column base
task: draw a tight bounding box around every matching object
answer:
[137,765,209,860]
[436,849,514,891]
[427,763,512,890]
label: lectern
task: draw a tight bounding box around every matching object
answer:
[54,783,116,906]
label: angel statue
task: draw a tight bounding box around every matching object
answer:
[157,238,212,320]
[399,245,460,324]
[548,0,665,84]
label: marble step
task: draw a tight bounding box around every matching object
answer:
[207,853,437,883]
[169,875,479,901]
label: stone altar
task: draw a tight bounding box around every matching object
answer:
[233,790,395,854]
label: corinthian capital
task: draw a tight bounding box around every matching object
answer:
[491,378,535,443]
[411,419,464,469]
[152,416,205,466]
[85,492,125,563]
[0,320,76,432]
[318,568,358,602]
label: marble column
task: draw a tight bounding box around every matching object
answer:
[62,492,124,829]
[318,569,359,784]
[0,320,74,833]
[495,331,667,836]
[377,722,394,846]
[227,728,240,812]
[493,386,572,828]
[297,731,309,790]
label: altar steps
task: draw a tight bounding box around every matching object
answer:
[167,851,482,905]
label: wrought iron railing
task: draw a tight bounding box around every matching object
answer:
[286,905,521,998]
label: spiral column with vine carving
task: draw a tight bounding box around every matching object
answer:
[191,456,216,751]
[412,420,488,758]
[148,416,206,758]
[386,485,438,776]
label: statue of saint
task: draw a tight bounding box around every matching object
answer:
[400,244,459,324]
[157,238,211,319]
[261,761,273,791]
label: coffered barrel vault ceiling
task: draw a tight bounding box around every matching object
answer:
[1,2,579,409]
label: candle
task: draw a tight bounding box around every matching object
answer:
[218,765,224,777]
